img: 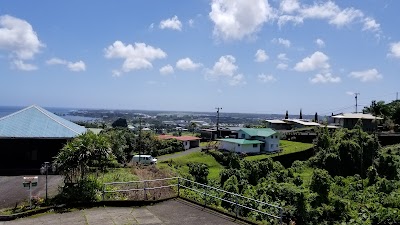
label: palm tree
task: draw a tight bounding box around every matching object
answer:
[190,122,198,135]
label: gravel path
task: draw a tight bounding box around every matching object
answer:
[0,175,63,209]
[157,147,202,162]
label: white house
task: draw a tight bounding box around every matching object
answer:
[218,128,280,153]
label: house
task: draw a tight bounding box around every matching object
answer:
[331,113,382,131]
[283,119,321,129]
[158,135,201,150]
[200,127,238,140]
[0,105,87,174]
[218,128,280,153]
[265,119,291,130]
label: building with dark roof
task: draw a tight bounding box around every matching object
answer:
[0,105,86,174]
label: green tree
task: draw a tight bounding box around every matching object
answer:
[310,169,332,204]
[299,109,303,119]
[285,110,289,119]
[188,162,209,184]
[53,131,117,183]
[112,118,128,128]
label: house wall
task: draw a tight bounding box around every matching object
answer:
[182,141,190,150]
[253,135,280,152]
[219,141,260,153]
[266,123,291,130]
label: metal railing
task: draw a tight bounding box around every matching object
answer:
[102,177,283,224]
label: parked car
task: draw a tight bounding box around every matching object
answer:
[131,155,157,165]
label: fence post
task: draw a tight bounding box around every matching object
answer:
[144,181,147,200]
[102,183,105,201]
[203,185,207,207]
[279,207,283,225]
[235,194,238,219]
[177,177,180,197]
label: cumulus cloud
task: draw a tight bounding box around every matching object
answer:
[294,51,330,72]
[104,41,166,73]
[159,15,182,31]
[277,15,303,28]
[272,38,291,48]
[12,60,37,71]
[205,55,245,86]
[209,0,273,40]
[46,57,86,72]
[362,17,380,32]
[309,73,341,84]
[258,74,276,83]
[315,38,325,48]
[277,63,288,70]
[349,69,382,82]
[188,19,194,27]
[328,8,363,27]
[280,0,300,13]
[277,53,289,61]
[176,57,202,71]
[254,49,268,62]
[159,64,174,75]
[0,15,44,71]
[388,42,400,58]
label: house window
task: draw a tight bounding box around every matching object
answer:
[238,144,240,146]
[271,136,273,139]
[253,144,258,148]
[241,134,245,138]
[271,144,273,148]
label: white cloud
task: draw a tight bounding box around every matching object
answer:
[206,55,245,86]
[388,42,400,58]
[254,49,268,62]
[346,91,355,96]
[277,53,289,61]
[176,57,202,71]
[294,51,330,72]
[112,70,121,77]
[68,61,86,72]
[12,60,37,71]
[159,64,174,75]
[149,23,154,30]
[46,57,86,72]
[349,68,382,82]
[280,0,300,13]
[315,38,325,48]
[272,38,291,48]
[258,74,276,83]
[0,15,44,60]
[209,0,273,40]
[159,15,182,31]
[277,15,303,27]
[104,41,166,73]
[0,15,44,71]
[276,63,288,70]
[188,19,194,27]
[309,73,341,84]
[329,8,363,27]
[362,17,380,32]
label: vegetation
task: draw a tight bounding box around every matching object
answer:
[363,99,400,131]
[245,140,313,161]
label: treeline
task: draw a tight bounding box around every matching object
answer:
[363,100,400,131]
[185,125,400,224]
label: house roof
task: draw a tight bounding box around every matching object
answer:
[238,128,276,137]
[158,135,201,141]
[332,113,383,120]
[265,119,286,124]
[0,105,87,138]
[217,138,264,145]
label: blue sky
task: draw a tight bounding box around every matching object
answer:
[0,0,399,115]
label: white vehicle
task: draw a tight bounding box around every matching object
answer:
[132,155,157,165]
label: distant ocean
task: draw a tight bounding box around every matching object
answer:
[0,106,99,122]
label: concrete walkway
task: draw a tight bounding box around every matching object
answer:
[1,199,249,225]
[157,147,202,162]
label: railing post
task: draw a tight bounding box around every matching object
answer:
[102,183,105,201]
[203,185,207,207]
[144,181,147,200]
[235,194,238,219]
[177,177,180,197]
[279,207,283,225]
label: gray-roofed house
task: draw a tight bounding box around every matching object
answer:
[331,113,382,131]
[0,105,86,174]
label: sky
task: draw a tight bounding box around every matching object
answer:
[0,0,400,115]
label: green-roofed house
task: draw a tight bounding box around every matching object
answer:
[218,128,280,153]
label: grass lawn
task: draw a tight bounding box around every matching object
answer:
[245,140,313,161]
[158,152,223,181]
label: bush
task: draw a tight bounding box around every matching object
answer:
[53,178,102,205]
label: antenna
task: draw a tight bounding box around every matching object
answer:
[354,93,360,113]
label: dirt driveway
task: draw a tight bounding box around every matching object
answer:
[0,175,63,209]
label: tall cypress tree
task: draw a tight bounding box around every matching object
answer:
[299,109,303,119]
[285,110,289,119]
[315,112,318,122]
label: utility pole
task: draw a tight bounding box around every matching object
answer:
[354,93,360,113]
[138,118,142,162]
[396,92,398,101]
[215,107,222,138]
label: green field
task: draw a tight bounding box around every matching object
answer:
[158,151,223,180]
[245,140,313,161]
